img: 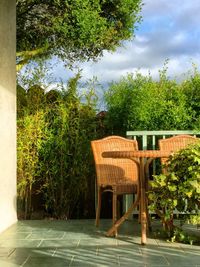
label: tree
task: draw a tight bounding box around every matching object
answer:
[17,0,142,70]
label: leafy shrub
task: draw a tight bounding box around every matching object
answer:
[104,73,149,135]
[182,67,200,129]
[104,65,200,135]
[148,142,200,243]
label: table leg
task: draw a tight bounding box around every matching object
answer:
[106,193,140,237]
[140,158,147,245]
[105,157,147,245]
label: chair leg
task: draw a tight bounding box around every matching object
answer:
[112,191,118,236]
[138,199,141,223]
[95,187,102,227]
[145,193,152,232]
[112,192,117,224]
[146,204,152,232]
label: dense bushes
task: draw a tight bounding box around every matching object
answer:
[104,67,200,135]
[17,75,99,219]
[17,110,47,218]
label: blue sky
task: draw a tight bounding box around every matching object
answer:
[20,0,200,90]
[50,0,200,86]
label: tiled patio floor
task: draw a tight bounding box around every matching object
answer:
[0,219,199,267]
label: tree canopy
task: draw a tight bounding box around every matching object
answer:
[17,0,142,69]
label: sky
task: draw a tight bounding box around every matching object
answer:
[51,0,200,86]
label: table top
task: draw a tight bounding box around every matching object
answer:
[102,150,172,159]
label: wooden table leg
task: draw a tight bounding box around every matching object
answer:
[105,156,147,244]
[106,193,140,237]
[140,158,147,245]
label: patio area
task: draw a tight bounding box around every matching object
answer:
[0,219,199,267]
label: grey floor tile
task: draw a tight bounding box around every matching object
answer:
[55,247,85,256]
[0,255,29,267]
[0,219,199,266]
[0,260,22,267]
[39,239,79,248]
[165,254,200,265]
[0,239,42,248]
[95,237,117,245]
[119,257,143,266]
[180,243,200,251]
[142,255,169,266]
[0,233,29,240]
[164,266,197,267]
[70,255,119,267]
[28,232,65,240]
[63,232,94,240]
[148,245,184,258]
[181,248,200,256]
[23,256,72,267]
[9,248,56,259]
[0,248,15,258]
[101,245,141,259]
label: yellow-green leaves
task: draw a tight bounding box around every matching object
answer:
[17,74,99,219]
[147,142,200,243]
[104,66,200,135]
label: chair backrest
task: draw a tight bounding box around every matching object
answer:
[91,136,139,186]
[159,134,199,166]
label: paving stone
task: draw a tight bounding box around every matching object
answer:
[0,219,199,266]
[23,256,72,267]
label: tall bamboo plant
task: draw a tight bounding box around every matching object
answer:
[17,110,48,219]
[39,75,97,218]
[17,69,98,219]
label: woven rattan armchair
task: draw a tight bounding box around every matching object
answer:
[159,134,199,169]
[91,136,139,228]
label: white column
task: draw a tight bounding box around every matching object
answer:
[0,0,17,233]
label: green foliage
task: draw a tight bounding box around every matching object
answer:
[17,0,142,67]
[17,85,27,118]
[17,110,48,219]
[154,227,198,245]
[148,142,200,243]
[104,65,200,135]
[104,73,148,134]
[182,66,200,129]
[39,77,97,218]
[17,71,99,219]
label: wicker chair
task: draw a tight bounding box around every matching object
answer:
[91,136,139,228]
[159,134,199,169]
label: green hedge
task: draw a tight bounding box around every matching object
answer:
[104,67,200,135]
[17,75,99,219]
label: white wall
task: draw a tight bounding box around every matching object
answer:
[0,0,17,233]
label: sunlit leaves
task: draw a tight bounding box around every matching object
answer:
[148,142,200,242]
[17,0,142,66]
[17,72,99,219]
[104,66,200,135]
